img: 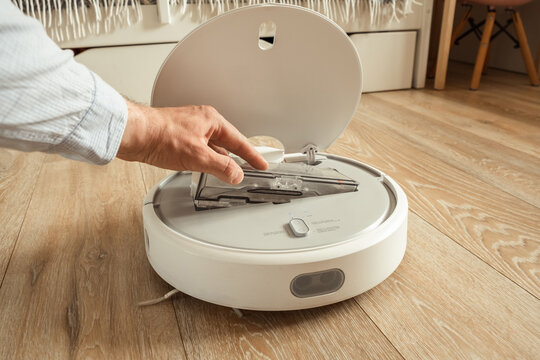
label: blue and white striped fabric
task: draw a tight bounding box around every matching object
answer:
[0,0,127,164]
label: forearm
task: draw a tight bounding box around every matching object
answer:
[0,0,127,164]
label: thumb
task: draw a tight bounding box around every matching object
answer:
[197,148,244,184]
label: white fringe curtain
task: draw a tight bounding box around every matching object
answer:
[12,0,422,42]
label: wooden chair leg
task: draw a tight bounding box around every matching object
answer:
[450,5,473,46]
[427,0,444,79]
[511,10,540,86]
[536,37,540,75]
[470,9,496,90]
[434,0,458,90]
[483,42,491,74]
[428,3,473,79]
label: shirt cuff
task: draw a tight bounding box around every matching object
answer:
[51,70,128,165]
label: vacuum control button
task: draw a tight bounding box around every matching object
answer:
[289,218,309,237]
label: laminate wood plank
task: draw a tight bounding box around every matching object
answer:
[329,115,540,297]
[0,156,186,359]
[407,70,540,123]
[366,87,540,159]
[0,150,44,283]
[358,75,540,158]
[355,212,540,359]
[361,94,540,207]
[376,76,540,142]
[172,296,403,360]
[444,62,540,103]
[432,84,540,128]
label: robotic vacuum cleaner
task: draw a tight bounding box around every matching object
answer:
[143,4,408,311]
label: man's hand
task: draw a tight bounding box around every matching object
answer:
[117,100,268,184]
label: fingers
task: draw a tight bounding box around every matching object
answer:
[209,143,229,156]
[121,103,268,184]
[210,114,268,171]
[197,148,244,184]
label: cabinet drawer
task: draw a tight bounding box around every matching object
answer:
[349,31,416,92]
[76,31,418,104]
[76,43,176,105]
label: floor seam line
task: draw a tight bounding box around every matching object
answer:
[352,298,407,360]
[409,208,539,301]
[364,99,540,209]
[0,155,47,291]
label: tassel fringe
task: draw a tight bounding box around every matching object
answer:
[12,0,421,42]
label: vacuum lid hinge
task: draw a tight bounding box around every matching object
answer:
[302,144,319,165]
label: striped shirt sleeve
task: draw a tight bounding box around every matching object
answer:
[0,0,128,164]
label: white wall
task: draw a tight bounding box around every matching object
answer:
[449,0,539,74]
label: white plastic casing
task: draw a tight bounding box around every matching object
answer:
[143,156,408,311]
[144,5,408,310]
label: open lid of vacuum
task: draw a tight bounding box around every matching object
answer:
[152,4,362,153]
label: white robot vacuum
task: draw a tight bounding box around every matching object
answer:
[143,4,408,311]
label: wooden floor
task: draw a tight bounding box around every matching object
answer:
[1,62,539,359]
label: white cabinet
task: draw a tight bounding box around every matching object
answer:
[76,31,420,103]
[349,31,417,93]
[76,43,176,105]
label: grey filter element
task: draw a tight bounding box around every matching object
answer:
[193,162,359,210]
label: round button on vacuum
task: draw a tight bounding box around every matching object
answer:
[289,218,310,237]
